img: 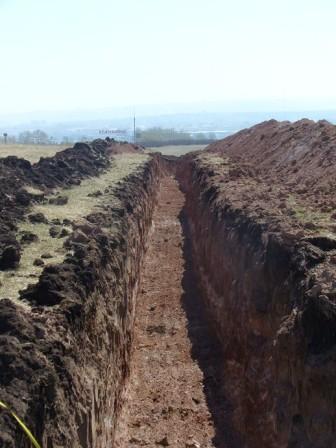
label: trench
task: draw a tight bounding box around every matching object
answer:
[2,147,332,447]
[114,173,240,448]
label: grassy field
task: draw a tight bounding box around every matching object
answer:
[0,144,69,163]
[0,153,149,302]
[0,143,208,162]
[148,144,207,156]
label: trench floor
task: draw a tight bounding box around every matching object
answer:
[114,175,233,448]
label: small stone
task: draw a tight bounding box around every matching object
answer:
[51,218,62,225]
[33,258,45,267]
[28,212,48,224]
[156,436,169,446]
[304,221,317,230]
[41,253,53,259]
[49,195,68,205]
[20,231,38,244]
[87,190,103,198]
[0,245,20,270]
[49,226,61,238]
[186,440,200,448]
[308,284,322,298]
[59,228,71,238]
[16,190,31,206]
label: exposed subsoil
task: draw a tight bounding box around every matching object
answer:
[114,175,239,448]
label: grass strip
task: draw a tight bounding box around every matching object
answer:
[0,400,41,448]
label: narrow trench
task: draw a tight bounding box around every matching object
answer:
[114,173,241,448]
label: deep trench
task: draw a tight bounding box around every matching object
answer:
[114,173,241,448]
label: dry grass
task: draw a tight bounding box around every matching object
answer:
[148,144,207,156]
[287,195,335,235]
[0,144,69,163]
[0,153,149,301]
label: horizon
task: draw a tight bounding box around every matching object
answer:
[2,100,336,127]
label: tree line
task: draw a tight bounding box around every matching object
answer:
[0,130,74,145]
[135,127,216,146]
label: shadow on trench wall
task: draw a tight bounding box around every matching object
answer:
[178,207,243,448]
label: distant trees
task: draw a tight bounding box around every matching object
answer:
[18,129,50,144]
[61,136,72,145]
[136,127,193,144]
[135,127,216,146]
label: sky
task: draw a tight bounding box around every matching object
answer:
[0,0,336,116]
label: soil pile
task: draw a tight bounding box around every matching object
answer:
[0,139,142,270]
[208,118,336,213]
[0,145,159,447]
[180,119,336,447]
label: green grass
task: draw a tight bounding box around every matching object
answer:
[148,144,207,156]
[0,144,68,163]
[286,195,333,233]
[0,401,41,448]
[0,153,149,302]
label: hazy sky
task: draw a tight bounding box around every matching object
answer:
[0,0,335,115]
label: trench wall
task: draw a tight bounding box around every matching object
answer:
[0,155,163,447]
[179,157,336,448]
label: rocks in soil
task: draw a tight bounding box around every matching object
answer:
[88,190,103,197]
[68,229,90,245]
[15,189,31,206]
[41,253,53,259]
[33,258,45,267]
[156,436,170,446]
[185,440,201,448]
[59,228,71,238]
[49,195,68,205]
[51,218,62,225]
[28,212,48,224]
[49,226,61,238]
[146,325,166,335]
[49,225,70,239]
[20,231,39,245]
[0,244,20,270]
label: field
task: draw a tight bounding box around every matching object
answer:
[0,143,207,163]
[0,144,69,163]
[148,144,207,156]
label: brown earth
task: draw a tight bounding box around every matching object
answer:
[0,139,143,270]
[114,175,240,448]
[179,119,336,447]
[0,141,152,447]
[1,120,336,447]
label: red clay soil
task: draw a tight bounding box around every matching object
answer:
[207,119,336,220]
[190,119,336,295]
[114,175,239,448]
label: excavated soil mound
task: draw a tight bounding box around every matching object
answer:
[208,118,336,213]
[180,119,336,447]
[0,139,150,447]
[0,139,143,270]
